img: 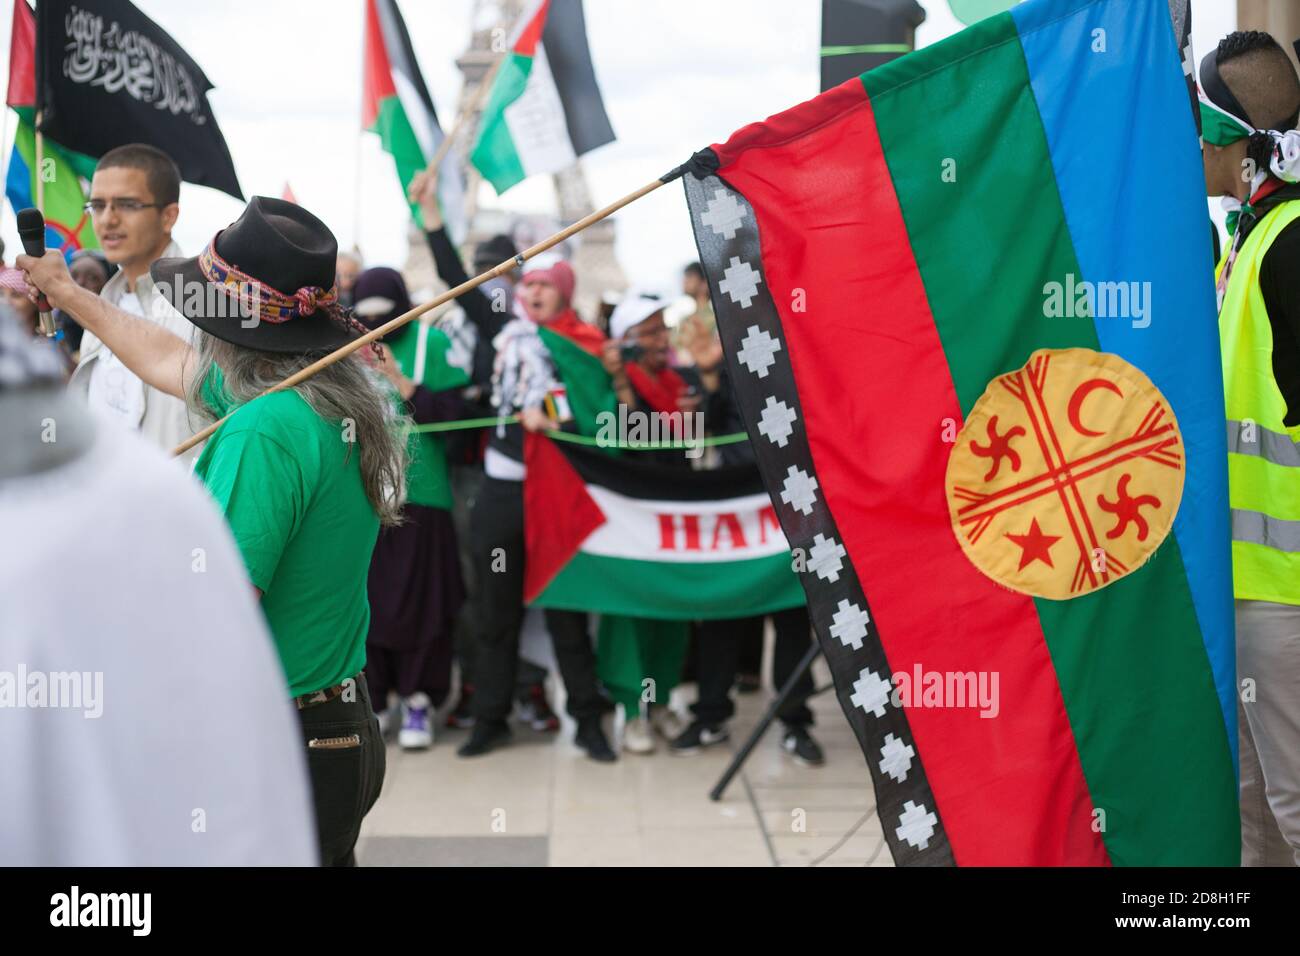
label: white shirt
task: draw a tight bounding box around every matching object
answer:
[0,425,317,865]
[85,290,147,429]
[69,241,201,462]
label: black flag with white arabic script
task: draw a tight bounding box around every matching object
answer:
[35,0,242,199]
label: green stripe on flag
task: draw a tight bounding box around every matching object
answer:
[534,551,805,620]
[470,52,532,194]
[862,14,1237,864]
[538,325,617,438]
[372,94,432,229]
[11,118,97,252]
[13,107,98,180]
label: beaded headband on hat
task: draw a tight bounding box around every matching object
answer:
[197,232,372,342]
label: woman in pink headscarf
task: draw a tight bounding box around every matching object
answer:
[458,254,617,764]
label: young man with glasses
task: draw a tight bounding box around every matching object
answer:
[69,144,200,459]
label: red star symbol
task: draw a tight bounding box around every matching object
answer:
[1005,518,1062,571]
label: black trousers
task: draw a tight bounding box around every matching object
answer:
[692,607,815,729]
[297,673,386,867]
[470,476,605,723]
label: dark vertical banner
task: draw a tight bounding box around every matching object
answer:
[820,0,925,92]
[35,0,243,198]
[1167,0,1198,136]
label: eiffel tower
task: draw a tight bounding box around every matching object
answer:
[403,0,626,321]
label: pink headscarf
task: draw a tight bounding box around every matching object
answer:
[521,258,575,306]
[0,267,29,294]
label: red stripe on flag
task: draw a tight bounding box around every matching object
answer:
[716,89,1109,865]
[523,433,606,603]
[6,0,35,108]
[361,0,397,129]
[513,0,551,59]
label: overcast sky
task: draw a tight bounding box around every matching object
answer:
[1,0,1236,294]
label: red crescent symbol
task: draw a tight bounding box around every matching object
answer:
[1068,378,1123,437]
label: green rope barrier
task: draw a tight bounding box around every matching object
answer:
[819,43,911,57]
[410,415,519,433]
[409,415,749,451]
[547,430,750,450]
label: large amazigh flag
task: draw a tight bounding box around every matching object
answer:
[4,0,96,254]
[362,0,466,240]
[470,0,614,194]
[523,435,805,619]
[685,0,1235,865]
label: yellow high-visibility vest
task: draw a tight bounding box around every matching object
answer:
[1217,199,1300,605]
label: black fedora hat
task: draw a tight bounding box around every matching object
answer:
[151,196,362,354]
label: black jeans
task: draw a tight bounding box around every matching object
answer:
[469,476,605,723]
[298,673,386,867]
[692,607,815,729]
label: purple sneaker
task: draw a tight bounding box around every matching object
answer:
[399,694,434,750]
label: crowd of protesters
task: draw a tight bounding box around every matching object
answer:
[6,27,1299,869]
[0,143,823,868]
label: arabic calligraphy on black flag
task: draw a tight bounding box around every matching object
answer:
[35,0,243,198]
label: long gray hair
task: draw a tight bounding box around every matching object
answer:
[186,332,407,526]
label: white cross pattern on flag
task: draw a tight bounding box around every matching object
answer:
[829,598,869,651]
[700,188,746,239]
[720,256,762,308]
[807,532,846,582]
[736,325,781,378]
[849,667,892,718]
[880,733,916,783]
[780,465,818,516]
[896,801,939,850]
[757,396,797,447]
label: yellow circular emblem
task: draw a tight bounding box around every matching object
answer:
[945,348,1184,600]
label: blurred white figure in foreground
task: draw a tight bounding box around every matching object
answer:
[0,305,316,865]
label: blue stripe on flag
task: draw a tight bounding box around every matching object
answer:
[1013,0,1236,759]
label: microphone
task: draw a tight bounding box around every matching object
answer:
[16,208,59,337]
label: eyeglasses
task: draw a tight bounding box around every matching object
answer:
[83,198,166,216]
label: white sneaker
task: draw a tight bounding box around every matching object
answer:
[622,716,656,755]
[651,707,687,741]
[398,693,434,750]
[376,707,395,739]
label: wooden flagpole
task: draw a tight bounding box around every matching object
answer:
[417,45,507,187]
[170,171,681,457]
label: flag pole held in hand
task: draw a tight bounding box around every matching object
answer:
[170,168,688,458]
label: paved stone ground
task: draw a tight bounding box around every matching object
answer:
[357,653,892,867]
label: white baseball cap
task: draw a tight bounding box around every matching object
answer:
[609,289,668,341]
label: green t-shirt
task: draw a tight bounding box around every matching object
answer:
[193,367,379,696]
[387,322,469,510]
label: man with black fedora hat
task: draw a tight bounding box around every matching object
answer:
[19,196,407,866]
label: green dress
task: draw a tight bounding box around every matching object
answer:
[596,616,691,720]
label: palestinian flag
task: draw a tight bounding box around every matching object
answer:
[536,321,616,437]
[524,435,805,619]
[470,0,614,195]
[5,0,95,254]
[685,0,1235,866]
[363,0,466,240]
